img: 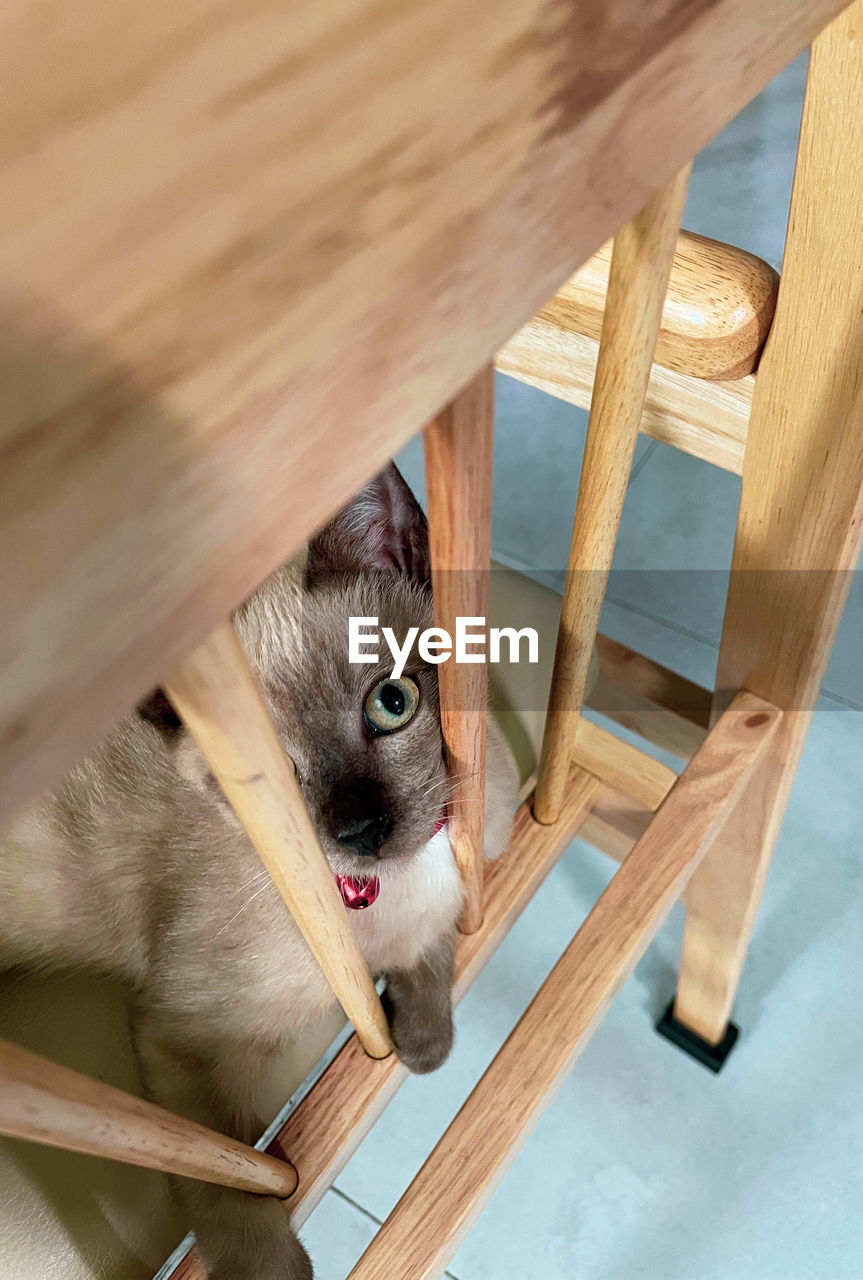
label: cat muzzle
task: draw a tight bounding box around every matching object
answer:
[335,808,447,910]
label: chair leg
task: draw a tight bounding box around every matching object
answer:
[668,0,863,1051]
[670,710,817,1049]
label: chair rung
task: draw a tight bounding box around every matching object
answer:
[497,327,751,475]
[593,633,713,735]
[0,1039,297,1199]
[346,691,780,1280]
[543,230,778,382]
[581,784,655,864]
[572,717,677,810]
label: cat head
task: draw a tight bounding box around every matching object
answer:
[140,464,449,877]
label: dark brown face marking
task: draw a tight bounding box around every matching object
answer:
[540,0,717,141]
[274,573,445,873]
[232,463,447,877]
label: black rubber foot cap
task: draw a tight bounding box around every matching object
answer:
[655,1000,739,1073]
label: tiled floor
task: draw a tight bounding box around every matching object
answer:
[300,53,863,1278]
[305,701,863,1280]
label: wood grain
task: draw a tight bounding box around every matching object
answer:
[675,1,863,1045]
[0,1038,297,1197]
[424,367,494,933]
[347,693,781,1280]
[166,771,600,1280]
[163,619,393,1060]
[535,166,690,823]
[0,0,844,822]
[497,320,752,474]
[572,718,677,811]
[545,230,778,381]
[580,785,656,864]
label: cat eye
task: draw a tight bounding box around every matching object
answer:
[364,676,420,735]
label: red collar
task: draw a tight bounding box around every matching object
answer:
[336,808,447,910]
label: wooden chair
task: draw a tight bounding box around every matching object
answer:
[1,1,861,1276]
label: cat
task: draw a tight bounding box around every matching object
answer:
[0,463,518,1280]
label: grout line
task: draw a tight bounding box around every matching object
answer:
[330,1184,384,1228]
[602,602,863,711]
[329,1187,463,1279]
[819,687,863,713]
[487,551,862,713]
[486,549,566,593]
[602,592,721,649]
[488,547,546,576]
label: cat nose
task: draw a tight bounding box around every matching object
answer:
[336,812,392,857]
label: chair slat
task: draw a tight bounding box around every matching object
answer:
[424,365,495,933]
[164,620,393,1061]
[535,165,691,823]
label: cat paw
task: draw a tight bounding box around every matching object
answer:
[199,1199,314,1280]
[209,1252,312,1280]
[384,994,454,1075]
[207,1234,313,1280]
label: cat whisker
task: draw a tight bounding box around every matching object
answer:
[230,869,270,897]
[418,780,453,801]
[443,774,482,795]
[213,878,276,940]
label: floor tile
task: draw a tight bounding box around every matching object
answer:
[609,442,741,645]
[340,55,863,1280]
[597,599,718,692]
[334,703,863,1280]
[298,1189,377,1278]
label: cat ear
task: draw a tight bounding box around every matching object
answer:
[306,462,430,588]
[137,687,228,805]
[136,686,183,735]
